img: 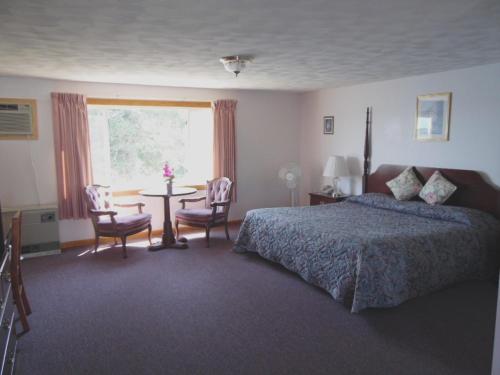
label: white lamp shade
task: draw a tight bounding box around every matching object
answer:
[322,156,349,178]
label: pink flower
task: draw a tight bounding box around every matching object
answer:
[163,162,174,178]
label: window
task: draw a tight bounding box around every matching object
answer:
[87,99,213,191]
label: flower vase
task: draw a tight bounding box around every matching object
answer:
[166,178,173,195]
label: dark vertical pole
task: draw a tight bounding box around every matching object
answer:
[162,196,174,245]
[362,107,371,194]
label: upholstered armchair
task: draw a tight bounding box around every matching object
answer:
[175,177,233,247]
[83,185,152,258]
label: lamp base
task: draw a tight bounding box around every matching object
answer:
[331,191,345,198]
[330,177,343,197]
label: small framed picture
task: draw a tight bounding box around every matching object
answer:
[323,116,334,134]
[415,92,451,141]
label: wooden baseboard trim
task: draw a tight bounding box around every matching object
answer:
[60,220,242,250]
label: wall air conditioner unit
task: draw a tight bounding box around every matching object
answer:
[2,205,60,258]
[0,98,38,140]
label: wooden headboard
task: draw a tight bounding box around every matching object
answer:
[361,108,500,219]
[366,165,500,219]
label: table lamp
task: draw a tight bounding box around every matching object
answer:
[322,155,349,197]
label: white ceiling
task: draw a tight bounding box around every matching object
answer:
[0,0,499,91]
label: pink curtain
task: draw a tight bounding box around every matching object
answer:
[52,93,93,219]
[213,100,237,201]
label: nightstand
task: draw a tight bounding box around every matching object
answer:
[309,192,349,206]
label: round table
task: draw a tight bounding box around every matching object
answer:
[139,187,197,250]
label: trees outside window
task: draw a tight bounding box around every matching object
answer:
[88,105,213,190]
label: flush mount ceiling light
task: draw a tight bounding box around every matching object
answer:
[219,55,252,77]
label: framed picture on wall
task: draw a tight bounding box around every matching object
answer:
[415,92,451,141]
[323,116,334,134]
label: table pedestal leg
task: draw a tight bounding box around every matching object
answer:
[148,196,188,251]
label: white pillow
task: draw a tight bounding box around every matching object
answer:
[419,171,457,205]
[386,167,423,201]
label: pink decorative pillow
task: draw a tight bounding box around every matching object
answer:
[419,171,457,205]
[386,167,423,201]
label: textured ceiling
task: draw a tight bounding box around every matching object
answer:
[0,0,499,91]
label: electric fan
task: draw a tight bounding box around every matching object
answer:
[278,163,301,207]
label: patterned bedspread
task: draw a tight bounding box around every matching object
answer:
[233,193,500,312]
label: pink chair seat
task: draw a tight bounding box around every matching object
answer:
[175,208,224,223]
[99,213,152,232]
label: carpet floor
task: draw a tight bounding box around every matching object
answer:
[16,225,497,375]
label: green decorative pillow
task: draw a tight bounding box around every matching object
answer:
[386,167,423,201]
[419,171,457,205]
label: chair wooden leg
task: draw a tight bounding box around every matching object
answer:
[94,235,100,254]
[205,226,210,248]
[224,221,230,240]
[121,236,127,259]
[114,237,118,246]
[19,276,31,315]
[21,288,31,316]
[148,224,152,245]
[175,220,180,240]
[18,303,30,335]
[12,287,29,334]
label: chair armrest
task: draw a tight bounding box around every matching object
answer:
[114,202,144,207]
[178,197,206,209]
[179,197,206,204]
[115,202,145,213]
[210,200,231,208]
[90,209,117,217]
[210,200,231,220]
[89,209,118,229]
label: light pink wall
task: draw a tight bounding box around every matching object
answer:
[0,76,301,242]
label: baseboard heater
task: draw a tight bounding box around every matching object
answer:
[2,205,60,258]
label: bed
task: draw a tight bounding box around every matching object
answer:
[234,189,499,312]
[234,111,500,312]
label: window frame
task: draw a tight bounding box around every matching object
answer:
[87,98,213,195]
